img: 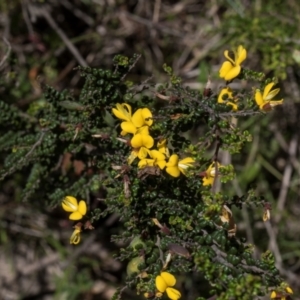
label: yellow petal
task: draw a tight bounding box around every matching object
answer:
[202,176,214,186]
[270,291,277,299]
[179,157,195,166]
[218,87,233,104]
[70,228,81,244]
[166,166,180,177]
[224,65,241,81]
[69,211,83,220]
[223,50,235,65]
[286,286,293,294]
[219,61,233,79]
[78,200,87,216]
[263,83,275,99]
[166,287,181,300]
[156,160,166,169]
[131,134,143,148]
[137,126,150,135]
[128,150,138,165]
[265,88,280,101]
[161,272,176,286]
[166,154,179,167]
[142,134,154,149]
[112,103,132,121]
[142,108,153,126]
[150,150,165,161]
[62,196,78,212]
[131,108,146,128]
[255,90,264,108]
[138,147,150,159]
[236,45,247,65]
[138,159,155,168]
[156,275,167,293]
[121,121,137,135]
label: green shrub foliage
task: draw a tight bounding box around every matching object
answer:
[0,49,292,300]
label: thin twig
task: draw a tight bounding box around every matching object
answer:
[28,4,88,67]
[275,134,298,224]
[61,0,94,26]
[0,37,11,70]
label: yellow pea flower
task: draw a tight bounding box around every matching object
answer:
[62,196,87,220]
[127,126,154,164]
[112,103,153,135]
[157,139,170,158]
[166,154,195,178]
[218,87,238,111]
[202,162,222,186]
[255,82,283,111]
[155,272,181,300]
[138,150,166,170]
[219,45,247,81]
[70,224,81,244]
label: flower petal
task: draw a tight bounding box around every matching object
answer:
[224,65,241,81]
[156,275,167,293]
[70,229,81,244]
[78,200,87,216]
[131,108,146,128]
[219,61,233,79]
[179,157,195,166]
[121,121,137,135]
[69,211,83,220]
[131,134,143,148]
[255,90,264,108]
[265,88,280,101]
[269,100,283,107]
[161,272,176,287]
[112,103,132,121]
[150,150,165,161]
[128,150,138,165]
[142,108,153,126]
[142,135,154,149]
[223,50,235,65]
[166,154,179,167]
[166,287,181,300]
[166,166,180,177]
[138,159,155,168]
[262,83,275,100]
[62,196,78,212]
[138,147,150,159]
[236,45,247,65]
[202,176,214,186]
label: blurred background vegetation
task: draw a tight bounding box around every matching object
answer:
[0,0,300,299]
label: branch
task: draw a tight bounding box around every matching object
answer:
[28,4,88,67]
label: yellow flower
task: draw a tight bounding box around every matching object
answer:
[158,139,170,158]
[70,224,81,244]
[62,196,87,220]
[155,272,181,300]
[166,154,195,177]
[219,45,247,81]
[270,286,293,300]
[286,286,293,295]
[218,87,238,111]
[112,103,153,135]
[202,162,222,186]
[138,150,166,169]
[255,82,283,111]
[127,126,154,164]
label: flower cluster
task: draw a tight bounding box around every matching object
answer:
[61,196,88,245]
[218,45,283,112]
[155,272,181,300]
[270,285,293,300]
[112,103,195,177]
